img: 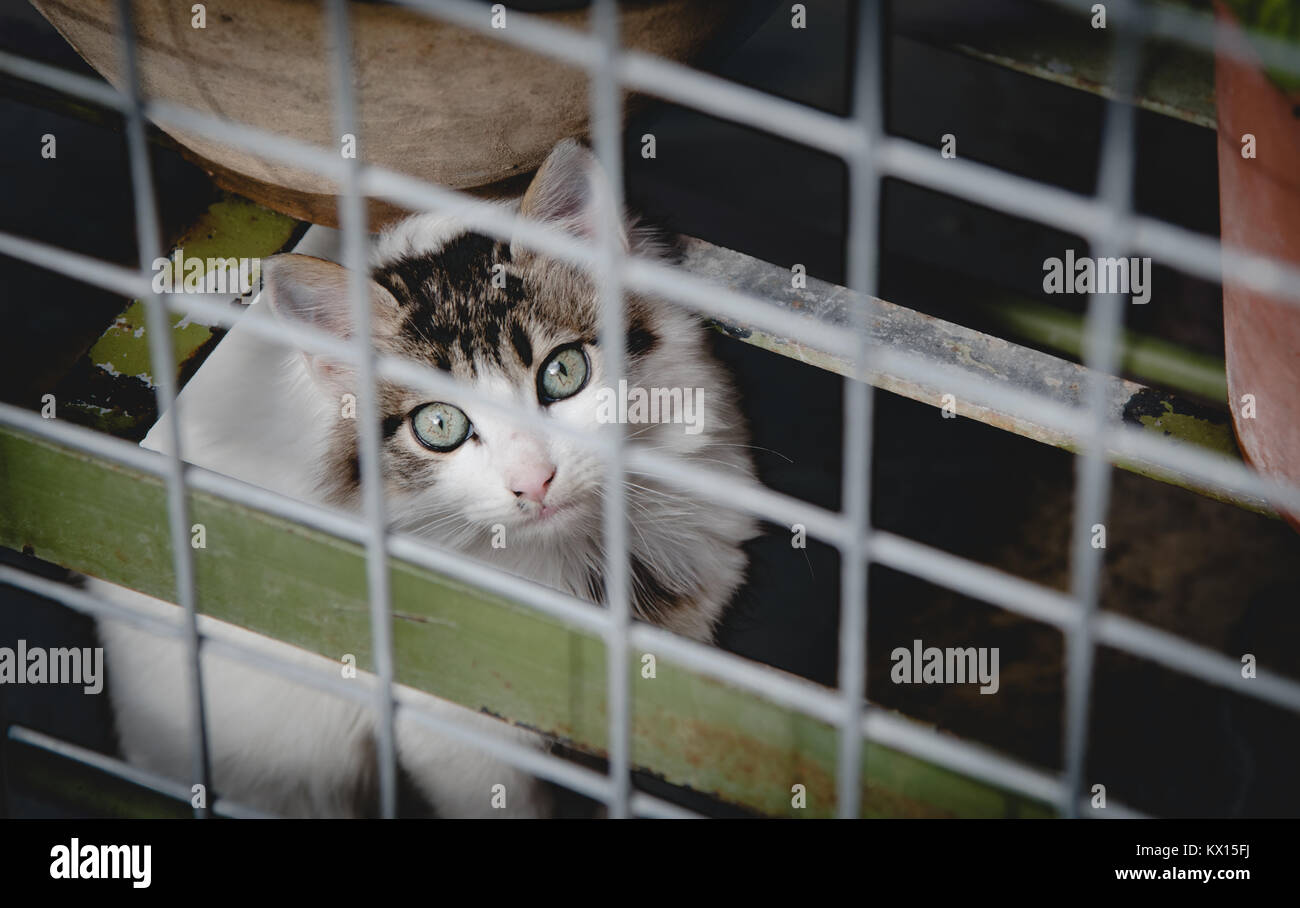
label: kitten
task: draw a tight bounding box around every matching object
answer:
[93,139,758,817]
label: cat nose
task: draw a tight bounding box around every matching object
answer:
[510,464,556,504]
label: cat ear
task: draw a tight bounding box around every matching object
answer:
[261,253,399,391]
[515,139,628,254]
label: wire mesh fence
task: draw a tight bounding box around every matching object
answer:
[1,0,1299,819]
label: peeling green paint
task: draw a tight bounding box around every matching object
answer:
[87,299,203,386]
[180,194,301,263]
[1133,401,1240,457]
[73,194,300,434]
[87,194,298,383]
[1122,388,1240,458]
[60,401,144,436]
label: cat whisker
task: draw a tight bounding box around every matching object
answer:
[629,452,755,475]
[686,441,794,463]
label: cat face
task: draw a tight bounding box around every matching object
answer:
[355,229,656,547]
[262,140,715,553]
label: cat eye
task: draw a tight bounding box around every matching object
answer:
[410,402,472,452]
[537,343,590,403]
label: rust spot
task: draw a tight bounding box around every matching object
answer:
[674,715,837,798]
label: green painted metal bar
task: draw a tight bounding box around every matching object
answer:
[0,425,1051,818]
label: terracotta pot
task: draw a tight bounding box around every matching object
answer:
[32,0,747,227]
[1213,1,1300,530]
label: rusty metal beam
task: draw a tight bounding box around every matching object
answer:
[677,237,1264,515]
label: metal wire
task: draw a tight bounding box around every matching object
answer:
[589,0,633,820]
[835,0,884,820]
[324,0,400,821]
[1062,0,1144,819]
[7,725,272,820]
[0,0,1298,819]
[112,0,212,819]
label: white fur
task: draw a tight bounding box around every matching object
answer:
[94,582,547,817]
[98,161,756,816]
[94,253,551,817]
